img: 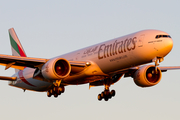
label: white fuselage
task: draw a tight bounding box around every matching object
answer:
[9,30,173,91]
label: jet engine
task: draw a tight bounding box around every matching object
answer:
[133,65,162,87]
[41,58,71,80]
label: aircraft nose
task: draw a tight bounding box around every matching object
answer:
[166,38,173,51]
[155,37,173,57]
[161,38,173,56]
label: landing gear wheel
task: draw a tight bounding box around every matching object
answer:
[104,96,109,101]
[50,89,54,95]
[54,93,58,98]
[58,91,61,95]
[101,92,105,98]
[104,90,111,98]
[54,87,60,95]
[98,94,102,101]
[108,94,112,99]
[104,90,109,95]
[111,90,115,97]
[59,87,65,93]
[47,91,52,97]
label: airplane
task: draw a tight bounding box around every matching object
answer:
[0,28,178,101]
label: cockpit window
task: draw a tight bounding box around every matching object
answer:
[155,35,171,39]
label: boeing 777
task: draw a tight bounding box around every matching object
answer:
[0,28,178,101]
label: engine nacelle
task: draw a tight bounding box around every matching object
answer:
[133,65,162,87]
[41,58,71,80]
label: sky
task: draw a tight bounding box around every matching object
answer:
[0,0,180,120]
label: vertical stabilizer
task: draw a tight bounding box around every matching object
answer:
[8,28,27,72]
[9,28,26,57]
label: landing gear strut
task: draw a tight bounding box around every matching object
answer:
[153,57,164,73]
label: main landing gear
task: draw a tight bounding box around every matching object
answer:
[98,89,116,101]
[97,78,116,101]
[47,86,65,98]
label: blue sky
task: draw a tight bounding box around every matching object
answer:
[0,0,180,120]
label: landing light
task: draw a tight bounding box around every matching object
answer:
[86,62,91,66]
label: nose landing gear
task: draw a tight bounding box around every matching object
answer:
[153,57,164,73]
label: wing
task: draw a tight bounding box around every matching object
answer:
[89,65,180,88]
[159,66,180,72]
[0,54,48,70]
[123,66,180,77]
[0,54,48,81]
[0,54,90,81]
[0,54,89,70]
[0,76,16,81]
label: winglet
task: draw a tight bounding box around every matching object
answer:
[8,28,27,57]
